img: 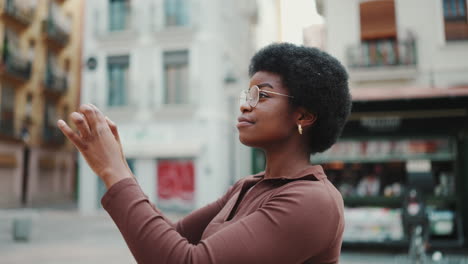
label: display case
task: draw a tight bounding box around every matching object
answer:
[311,137,464,247]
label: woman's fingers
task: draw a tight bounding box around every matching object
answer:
[70,112,91,139]
[105,116,132,173]
[57,120,87,150]
[79,104,99,131]
[90,104,106,122]
[79,104,111,137]
[105,116,121,143]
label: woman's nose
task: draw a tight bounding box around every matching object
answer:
[239,101,252,113]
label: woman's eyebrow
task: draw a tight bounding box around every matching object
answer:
[257,83,274,89]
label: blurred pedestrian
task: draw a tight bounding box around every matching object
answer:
[58,43,351,264]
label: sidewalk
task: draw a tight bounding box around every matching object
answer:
[1,208,467,264]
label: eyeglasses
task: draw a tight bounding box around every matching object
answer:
[239,85,294,107]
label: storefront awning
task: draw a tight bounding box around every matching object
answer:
[351,86,468,102]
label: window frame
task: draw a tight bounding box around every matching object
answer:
[163,50,189,105]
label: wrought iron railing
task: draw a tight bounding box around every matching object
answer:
[44,69,68,94]
[43,4,70,47]
[4,0,35,25]
[43,19,69,46]
[347,39,417,68]
[1,49,32,80]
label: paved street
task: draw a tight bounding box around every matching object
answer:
[1,207,467,264]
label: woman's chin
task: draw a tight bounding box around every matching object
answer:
[238,135,254,147]
[238,135,262,148]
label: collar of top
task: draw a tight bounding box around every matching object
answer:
[252,165,327,181]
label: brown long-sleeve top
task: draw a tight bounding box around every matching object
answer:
[101,165,344,264]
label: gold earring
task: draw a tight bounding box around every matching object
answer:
[297,124,303,135]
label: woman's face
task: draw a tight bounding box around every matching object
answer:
[237,71,297,148]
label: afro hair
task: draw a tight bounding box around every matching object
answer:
[249,43,352,154]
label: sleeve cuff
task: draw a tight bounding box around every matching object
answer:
[101,177,138,208]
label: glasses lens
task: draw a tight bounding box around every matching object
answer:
[239,90,247,106]
[249,86,259,107]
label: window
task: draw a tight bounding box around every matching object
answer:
[109,0,131,31]
[359,0,396,41]
[42,99,60,143]
[0,85,15,136]
[443,0,468,40]
[107,55,130,107]
[164,0,189,27]
[443,0,467,20]
[163,51,189,104]
[44,100,57,129]
[157,158,195,210]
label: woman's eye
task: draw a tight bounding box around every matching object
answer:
[259,92,269,98]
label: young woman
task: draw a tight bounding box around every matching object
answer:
[58,43,351,264]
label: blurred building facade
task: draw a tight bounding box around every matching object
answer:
[80,0,257,213]
[313,0,468,249]
[0,0,82,208]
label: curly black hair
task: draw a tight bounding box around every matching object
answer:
[249,43,351,154]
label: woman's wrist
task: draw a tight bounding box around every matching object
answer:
[100,167,133,189]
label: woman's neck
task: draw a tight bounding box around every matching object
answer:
[263,143,311,179]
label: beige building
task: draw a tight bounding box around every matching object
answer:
[314,0,468,248]
[0,0,82,208]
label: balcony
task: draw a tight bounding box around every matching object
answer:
[43,125,65,146]
[0,48,32,81]
[346,39,418,82]
[43,67,68,96]
[42,4,71,48]
[1,0,35,26]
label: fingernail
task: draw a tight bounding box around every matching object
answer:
[71,112,82,119]
[57,120,65,127]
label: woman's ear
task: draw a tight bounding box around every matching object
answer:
[296,108,317,129]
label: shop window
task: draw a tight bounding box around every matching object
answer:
[107,55,130,107]
[443,0,468,40]
[164,0,189,27]
[163,50,189,105]
[157,158,194,211]
[108,0,131,31]
[314,138,462,245]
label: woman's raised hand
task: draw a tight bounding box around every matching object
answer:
[57,104,132,188]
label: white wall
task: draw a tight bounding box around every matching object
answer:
[324,0,360,64]
[80,0,256,212]
[323,0,468,88]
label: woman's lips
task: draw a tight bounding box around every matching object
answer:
[236,121,254,128]
[237,116,254,128]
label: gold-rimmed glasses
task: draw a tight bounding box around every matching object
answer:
[239,85,294,107]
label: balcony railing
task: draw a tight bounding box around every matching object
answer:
[347,39,417,68]
[3,0,35,26]
[43,125,65,145]
[1,49,32,80]
[43,19,70,47]
[44,68,68,94]
[43,3,70,47]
